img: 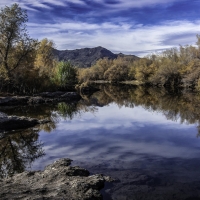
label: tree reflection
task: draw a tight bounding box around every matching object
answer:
[57,102,80,120]
[0,129,45,178]
[0,99,99,177]
[1,86,200,135]
[82,84,200,136]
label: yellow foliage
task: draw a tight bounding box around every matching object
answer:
[34,38,56,77]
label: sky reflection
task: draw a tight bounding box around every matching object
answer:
[31,103,200,170]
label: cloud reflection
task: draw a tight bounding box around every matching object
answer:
[32,103,199,170]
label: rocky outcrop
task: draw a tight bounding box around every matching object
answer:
[0,158,113,200]
[0,92,81,106]
[0,113,49,132]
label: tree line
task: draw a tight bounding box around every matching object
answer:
[78,37,200,90]
[80,84,200,136]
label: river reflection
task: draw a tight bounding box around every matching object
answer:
[1,85,200,199]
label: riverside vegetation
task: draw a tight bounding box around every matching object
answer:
[78,39,200,90]
[1,4,200,94]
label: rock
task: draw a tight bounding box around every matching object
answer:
[0,113,49,132]
[0,158,113,200]
[36,91,66,98]
[28,96,46,104]
[0,92,81,106]
[37,91,81,100]
[0,96,29,106]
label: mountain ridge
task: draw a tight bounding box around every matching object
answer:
[53,46,139,68]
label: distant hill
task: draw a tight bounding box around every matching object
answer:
[53,46,139,68]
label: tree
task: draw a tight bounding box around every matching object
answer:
[34,38,56,77]
[91,58,113,80]
[51,61,77,87]
[0,4,37,82]
[133,58,153,82]
[104,57,129,82]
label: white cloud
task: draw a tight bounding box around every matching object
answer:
[27,20,200,56]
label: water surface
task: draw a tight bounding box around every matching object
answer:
[1,85,200,199]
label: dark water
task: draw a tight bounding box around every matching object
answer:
[1,85,200,200]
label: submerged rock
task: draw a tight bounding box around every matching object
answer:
[0,158,113,200]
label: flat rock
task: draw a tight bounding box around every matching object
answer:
[0,158,113,200]
[0,113,49,132]
[0,92,81,106]
[0,96,29,106]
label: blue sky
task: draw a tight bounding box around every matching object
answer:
[1,0,200,56]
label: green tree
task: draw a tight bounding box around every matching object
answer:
[52,61,77,87]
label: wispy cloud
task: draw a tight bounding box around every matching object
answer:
[94,0,179,9]
[0,0,183,10]
[28,20,200,56]
[1,0,199,56]
[0,0,86,10]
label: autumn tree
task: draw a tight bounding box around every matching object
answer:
[129,58,153,82]
[91,58,113,80]
[104,57,130,82]
[34,38,56,77]
[0,3,37,83]
[77,68,92,83]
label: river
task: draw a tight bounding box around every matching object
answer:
[1,85,200,200]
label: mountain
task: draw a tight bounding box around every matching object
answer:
[53,46,139,68]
